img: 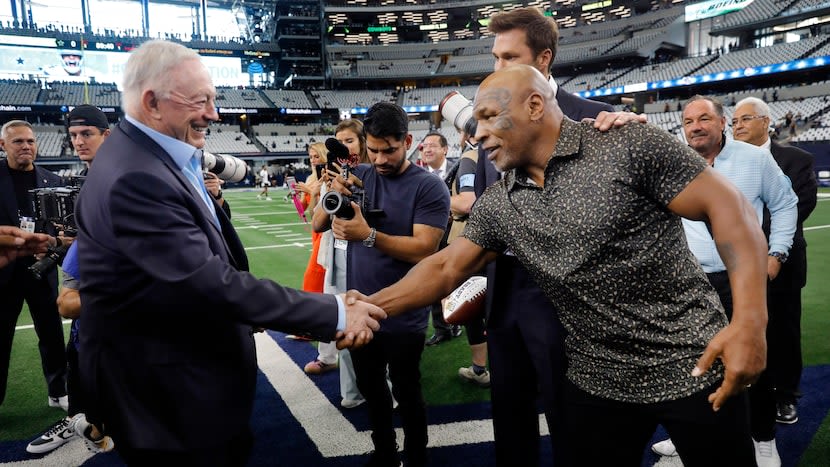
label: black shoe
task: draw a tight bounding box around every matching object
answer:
[425,333,450,346]
[365,448,401,467]
[451,325,463,338]
[776,401,798,424]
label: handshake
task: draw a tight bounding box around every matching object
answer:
[0,226,55,269]
[335,290,388,349]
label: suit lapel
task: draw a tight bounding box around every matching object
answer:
[118,121,235,261]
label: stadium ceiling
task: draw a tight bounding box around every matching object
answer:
[142,0,277,10]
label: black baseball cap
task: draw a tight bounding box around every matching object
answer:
[67,105,109,130]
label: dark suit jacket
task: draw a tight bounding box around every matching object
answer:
[764,141,817,289]
[0,159,63,285]
[75,120,339,452]
[474,87,613,317]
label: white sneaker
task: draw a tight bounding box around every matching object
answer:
[753,438,781,467]
[48,395,69,411]
[26,417,74,454]
[651,438,678,457]
[341,398,365,409]
[257,195,262,199]
[71,413,115,453]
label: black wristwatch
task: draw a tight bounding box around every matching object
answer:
[769,251,788,263]
[212,189,223,200]
[363,228,377,248]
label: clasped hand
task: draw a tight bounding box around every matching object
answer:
[335,292,386,349]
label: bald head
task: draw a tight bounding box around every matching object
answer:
[473,65,562,179]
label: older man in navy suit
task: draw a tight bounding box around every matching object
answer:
[75,40,384,465]
[733,96,818,426]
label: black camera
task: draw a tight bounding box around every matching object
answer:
[320,138,384,220]
[27,178,83,279]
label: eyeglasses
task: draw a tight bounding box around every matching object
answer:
[730,115,767,127]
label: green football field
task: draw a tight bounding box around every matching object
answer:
[2,187,829,464]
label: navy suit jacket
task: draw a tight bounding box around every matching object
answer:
[75,119,338,452]
[0,159,63,286]
[764,141,817,289]
[474,87,613,317]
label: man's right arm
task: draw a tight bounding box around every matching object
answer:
[364,238,498,317]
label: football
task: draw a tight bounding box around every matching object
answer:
[443,276,487,325]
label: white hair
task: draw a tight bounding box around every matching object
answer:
[1,120,33,139]
[734,96,771,118]
[121,40,202,117]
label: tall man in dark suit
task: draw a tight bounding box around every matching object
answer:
[471,8,647,466]
[74,39,384,465]
[0,120,68,413]
[733,96,818,425]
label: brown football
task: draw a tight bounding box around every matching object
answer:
[443,276,486,325]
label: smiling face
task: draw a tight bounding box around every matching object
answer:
[473,83,528,173]
[150,58,218,149]
[69,125,109,164]
[492,28,550,77]
[0,125,37,171]
[420,134,447,170]
[682,99,726,160]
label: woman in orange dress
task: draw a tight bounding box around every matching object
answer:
[296,142,328,292]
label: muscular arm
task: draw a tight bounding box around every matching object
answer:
[668,167,768,410]
[369,238,498,316]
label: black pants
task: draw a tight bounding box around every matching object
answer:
[563,380,754,466]
[486,257,567,467]
[0,263,66,405]
[707,271,776,441]
[767,241,805,403]
[352,331,428,466]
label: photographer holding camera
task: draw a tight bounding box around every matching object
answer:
[25,105,116,455]
[0,120,69,416]
[323,103,449,466]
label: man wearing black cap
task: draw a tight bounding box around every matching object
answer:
[25,105,116,455]
[67,104,110,173]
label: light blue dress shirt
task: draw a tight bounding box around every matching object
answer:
[125,116,346,330]
[682,139,798,273]
[125,115,219,227]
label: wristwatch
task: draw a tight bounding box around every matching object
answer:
[363,228,377,248]
[212,189,223,200]
[769,251,788,263]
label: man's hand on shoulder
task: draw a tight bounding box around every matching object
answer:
[336,291,386,349]
[589,111,648,132]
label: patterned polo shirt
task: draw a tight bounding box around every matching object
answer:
[464,118,728,404]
